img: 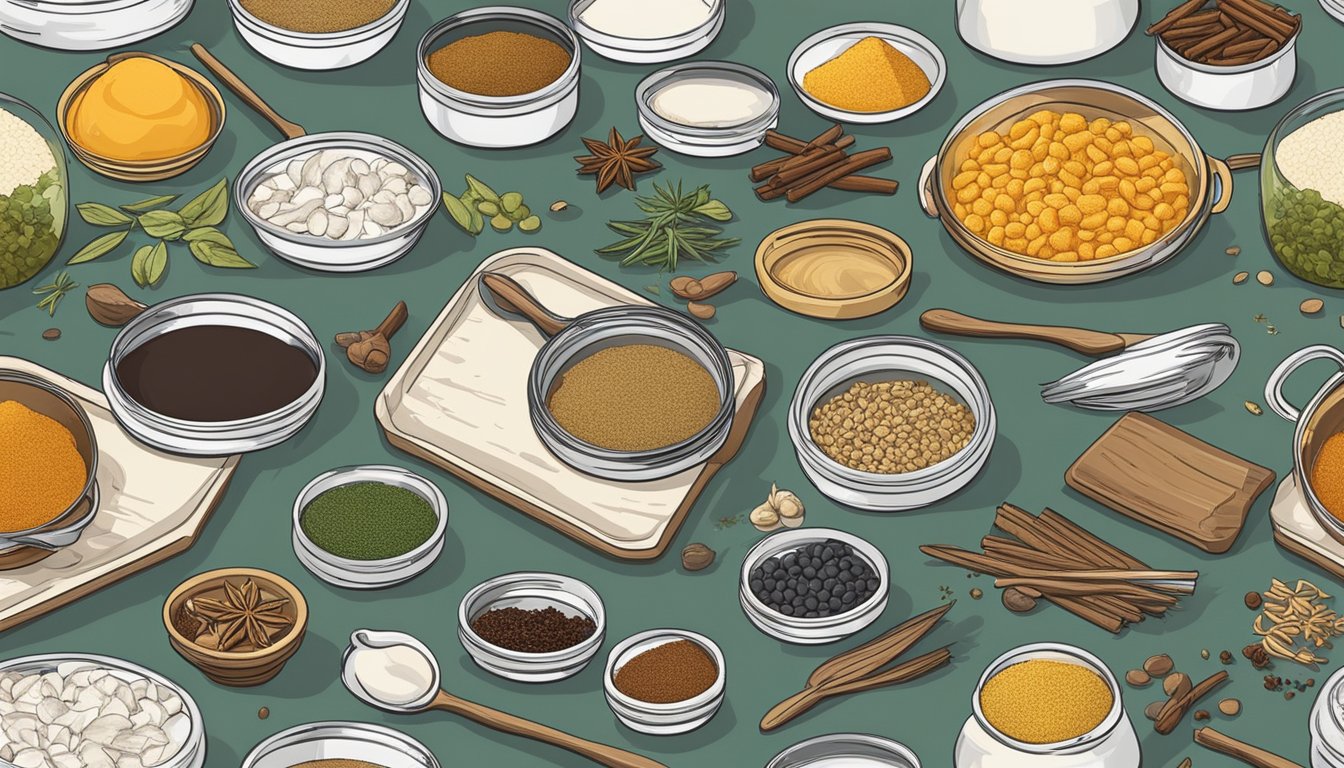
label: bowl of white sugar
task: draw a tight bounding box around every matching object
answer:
[635,61,780,157]
[568,0,723,64]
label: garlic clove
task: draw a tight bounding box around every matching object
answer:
[341,210,366,241]
[290,185,324,207]
[780,512,804,528]
[321,157,355,194]
[750,502,781,532]
[775,491,804,520]
[299,152,325,187]
[368,202,403,227]
[341,186,364,208]
[307,209,328,237]
[351,158,370,176]
[381,176,409,195]
[325,213,349,239]
[407,185,433,206]
[285,158,305,188]
[393,193,415,221]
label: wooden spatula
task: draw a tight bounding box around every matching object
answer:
[920,309,1155,357]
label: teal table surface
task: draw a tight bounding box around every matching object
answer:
[3,1,1343,766]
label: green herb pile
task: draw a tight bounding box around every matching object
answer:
[68,178,254,287]
[597,181,737,271]
[441,174,541,235]
[1268,184,1344,288]
[32,269,75,316]
[0,170,63,289]
[300,481,438,561]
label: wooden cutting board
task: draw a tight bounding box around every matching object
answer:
[1065,412,1274,554]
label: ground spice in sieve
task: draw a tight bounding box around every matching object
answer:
[425,30,571,97]
[613,639,717,703]
[469,606,597,653]
[239,0,397,34]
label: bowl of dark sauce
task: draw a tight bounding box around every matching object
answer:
[103,294,325,456]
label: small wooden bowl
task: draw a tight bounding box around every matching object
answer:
[755,219,912,320]
[163,567,308,687]
[57,52,226,182]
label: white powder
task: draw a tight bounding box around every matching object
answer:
[579,0,712,39]
[350,642,436,706]
[651,77,772,128]
[0,107,56,198]
[1276,110,1344,207]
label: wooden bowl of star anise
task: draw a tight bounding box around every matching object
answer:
[163,567,309,687]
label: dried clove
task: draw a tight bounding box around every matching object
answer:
[336,301,408,374]
[85,283,147,327]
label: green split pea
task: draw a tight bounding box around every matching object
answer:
[300,481,437,560]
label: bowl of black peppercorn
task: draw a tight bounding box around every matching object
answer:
[739,528,889,645]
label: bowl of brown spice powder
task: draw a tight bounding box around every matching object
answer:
[228,0,409,71]
[457,571,605,683]
[603,629,725,735]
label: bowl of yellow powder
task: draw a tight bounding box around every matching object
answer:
[228,0,410,71]
[788,23,945,124]
[0,371,99,569]
[58,53,225,182]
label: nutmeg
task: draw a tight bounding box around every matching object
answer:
[681,542,715,572]
[86,283,147,327]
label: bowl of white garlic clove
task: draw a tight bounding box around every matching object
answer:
[234,131,442,273]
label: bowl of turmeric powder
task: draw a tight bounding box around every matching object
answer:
[1266,345,1344,545]
[57,52,226,183]
[918,79,1236,284]
[787,23,946,124]
[0,371,99,570]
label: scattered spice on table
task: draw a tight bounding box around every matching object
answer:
[546,343,720,451]
[1156,671,1228,734]
[980,658,1113,744]
[948,111,1190,262]
[1244,644,1271,669]
[441,174,540,235]
[597,181,737,270]
[0,106,62,289]
[749,540,879,618]
[0,399,87,533]
[65,56,214,162]
[184,578,293,652]
[751,125,898,203]
[425,31,571,97]
[614,639,717,704]
[1148,0,1300,66]
[1301,298,1325,315]
[1251,578,1342,666]
[32,270,75,315]
[681,542,715,571]
[40,327,59,340]
[1245,588,1264,609]
[1219,698,1241,716]
[669,271,736,302]
[808,379,975,474]
[1227,245,1242,256]
[85,282,147,326]
[575,127,660,193]
[1233,271,1248,284]
[749,483,805,531]
[469,606,597,653]
[802,36,930,113]
[258,706,269,720]
[240,0,396,33]
[300,481,437,561]
[970,587,983,600]
[1256,270,1275,285]
[336,301,408,375]
[714,513,742,530]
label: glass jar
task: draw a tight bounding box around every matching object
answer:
[1263,88,1344,288]
[954,643,1140,768]
[0,93,66,290]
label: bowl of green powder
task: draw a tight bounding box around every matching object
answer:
[292,465,447,589]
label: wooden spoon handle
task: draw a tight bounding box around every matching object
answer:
[189,43,306,140]
[1194,727,1302,768]
[919,309,1126,357]
[374,301,409,340]
[480,272,569,337]
[431,692,666,768]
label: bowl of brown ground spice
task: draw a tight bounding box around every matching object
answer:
[228,0,409,71]
[457,571,606,683]
[603,629,725,735]
[415,7,581,148]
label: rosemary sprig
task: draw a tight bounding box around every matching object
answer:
[597,181,737,271]
[33,270,77,316]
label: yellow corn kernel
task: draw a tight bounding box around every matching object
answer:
[977,132,1000,148]
[964,214,985,233]
[1053,251,1079,262]
[1113,236,1133,252]
[1059,113,1087,132]
[1049,142,1071,160]
[1027,235,1047,256]
[990,209,1009,227]
[971,198,994,217]
[1135,177,1156,194]
[1125,219,1146,240]
[957,184,981,204]
[1024,178,1047,194]
[1038,207,1061,233]
[1062,186,1082,202]
[1005,222,1027,239]
[1141,228,1159,245]
[1004,237,1029,251]
[1106,215,1127,232]
[1107,198,1129,216]
[1006,179,1026,198]
[991,174,1011,189]
[1081,211,1109,231]
[1115,156,1140,176]
[1077,228,1096,242]
[1058,170,1082,188]
[1078,242,1096,260]
[987,226,1006,245]
[1025,223,1042,240]
[1077,194,1107,216]
[1089,118,1112,135]
[1048,228,1075,251]
[1063,132,1093,153]
[1138,154,1160,171]
[1096,244,1119,258]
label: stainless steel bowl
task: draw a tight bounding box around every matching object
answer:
[568,0,722,63]
[228,0,408,71]
[0,0,193,51]
[458,571,605,683]
[635,61,781,157]
[234,132,442,273]
[103,293,325,456]
[241,722,438,768]
[603,629,726,735]
[767,733,922,768]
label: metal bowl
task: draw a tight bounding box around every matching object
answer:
[0,371,99,569]
[529,304,735,482]
[458,571,605,683]
[228,0,408,71]
[788,23,946,124]
[603,629,725,735]
[568,0,722,63]
[241,722,438,768]
[635,61,780,157]
[767,733,921,768]
[103,293,325,456]
[234,132,442,273]
[0,0,193,51]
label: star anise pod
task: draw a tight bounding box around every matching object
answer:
[186,578,292,652]
[575,127,660,193]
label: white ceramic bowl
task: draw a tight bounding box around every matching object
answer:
[739,528,889,645]
[603,629,725,735]
[1324,0,1344,24]
[788,336,995,512]
[0,654,205,768]
[1155,32,1298,112]
[767,733,922,768]
[227,0,408,70]
[0,0,192,51]
[458,572,606,683]
[788,23,945,124]
[635,61,780,157]
[568,0,723,63]
[234,132,442,273]
[292,465,448,590]
[241,722,438,768]
[955,0,1137,66]
[102,294,325,457]
[417,7,581,148]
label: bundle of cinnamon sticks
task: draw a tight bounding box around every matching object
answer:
[1147,0,1301,67]
[921,503,1199,634]
[750,125,899,203]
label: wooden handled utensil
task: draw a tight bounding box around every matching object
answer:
[1194,727,1303,768]
[190,43,306,140]
[919,309,1156,357]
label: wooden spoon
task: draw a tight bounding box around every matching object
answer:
[1194,727,1302,768]
[189,43,306,140]
[920,309,1155,357]
[479,272,570,338]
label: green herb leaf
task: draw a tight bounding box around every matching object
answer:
[693,199,733,222]
[183,226,231,246]
[77,202,133,227]
[130,244,153,287]
[120,194,180,214]
[464,174,500,204]
[67,230,129,264]
[138,210,187,240]
[177,178,229,227]
[188,234,255,268]
[131,241,169,287]
[441,193,475,234]
[33,271,77,316]
[597,180,735,271]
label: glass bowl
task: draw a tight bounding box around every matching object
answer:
[0,92,66,290]
[1262,88,1344,287]
[458,571,606,683]
[241,722,438,768]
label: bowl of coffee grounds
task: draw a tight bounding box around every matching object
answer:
[228,0,410,71]
[458,571,606,683]
[104,293,325,456]
[603,629,726,735]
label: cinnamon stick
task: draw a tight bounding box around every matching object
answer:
[772,145,849,185]
[1221,37,1271,57]
[994,578,1182,603]
[1219,1,1292,42]
[1147,0,1208,35]
[1040,508,1149,569]
[1193,727,1303,768]
[1183,25,1243,59]
[750,136,855,180]
[1156,671,1229,734]
[1224,0,1297,35]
